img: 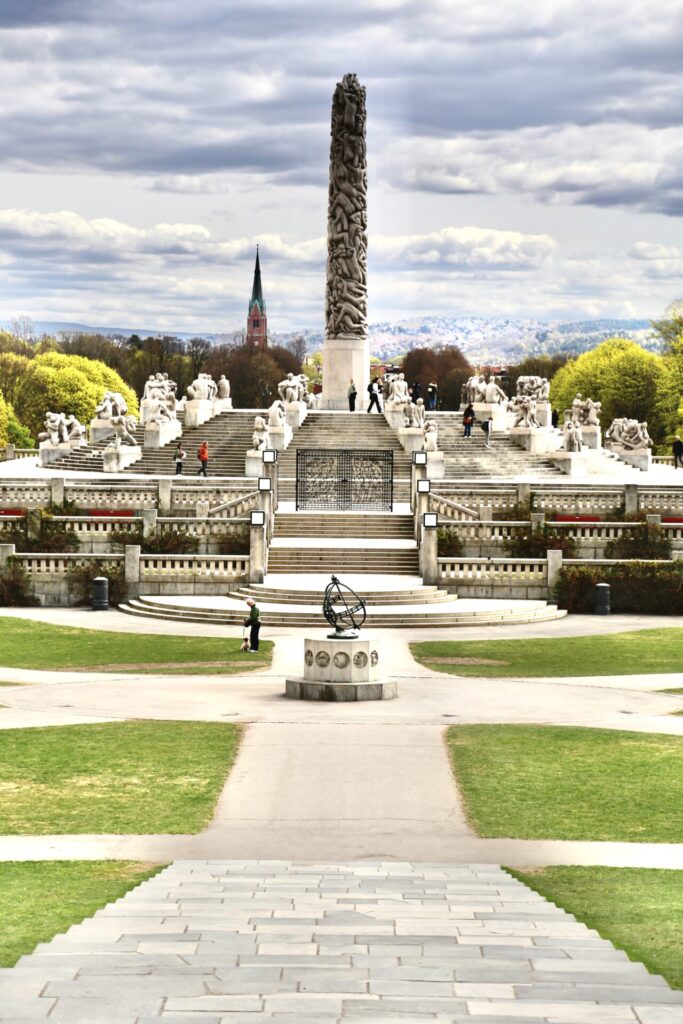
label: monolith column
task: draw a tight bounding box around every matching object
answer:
[321,74,369,411]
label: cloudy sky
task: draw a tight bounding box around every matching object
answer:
[1,0,683,332]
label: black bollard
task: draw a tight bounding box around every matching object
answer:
[92,576,109,611]
[594,582,610,615]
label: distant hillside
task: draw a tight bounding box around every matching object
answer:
[2,316,655,364]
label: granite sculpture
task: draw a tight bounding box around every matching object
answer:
[111,414,138,447]
[605,417,653,450]
[423,420,439,452]
[516,375,550,401]
[252,416,270,451]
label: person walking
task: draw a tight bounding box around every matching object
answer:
[197,441,209,477]
[244,597,261,652]
[174,442,186,475]
[673,435,683,468]
[348,379,357,412]
[551,408,559,429]
[411,380,421,403]
[426,381,438,411]
[462,403,474,438]
[483,416,494,448]
[367,378,382,413]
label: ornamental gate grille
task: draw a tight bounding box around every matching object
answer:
[295,449,393,511]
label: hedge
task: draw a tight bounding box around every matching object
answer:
[557,562,683,614]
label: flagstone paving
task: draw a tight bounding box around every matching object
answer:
[2,861,682,1023]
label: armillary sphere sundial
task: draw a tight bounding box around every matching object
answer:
[322,575,367,639]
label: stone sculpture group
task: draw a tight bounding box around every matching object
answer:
[510,395,540,428]
[95,390,129,421]
[516,376,550,402]
[141,373,178,426]
[38,411,86,446]
[186,373,217,402]
[569,393,601,426]
[277,373,309,405]
[605,418,653,450]
[252,416,270,451]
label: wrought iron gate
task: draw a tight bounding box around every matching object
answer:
[296,449,393,511]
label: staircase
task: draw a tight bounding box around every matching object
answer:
[129,410,264,477]
[276,411,412,501]
[431,412,562,478]
[44,423,146,472]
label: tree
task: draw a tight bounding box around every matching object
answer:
[401,346,472,409]
[10,316,35,342]
[187,337,212,378]
[286,335,307,364]
[202,343,302,408]
[0,353,31,405]
[549,338,679,442]
[0,390,32,447]
[0,331,33,357]
[13,353,137,438]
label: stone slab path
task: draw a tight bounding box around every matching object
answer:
[3,861,682,1023]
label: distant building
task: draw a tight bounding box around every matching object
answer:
[246,246,267,349]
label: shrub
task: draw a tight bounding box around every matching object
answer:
[213,524,249,555]
[495,500,532,521]
[66,560,126,606]
[436,526,464,557]
[558,562,683,614]
[503,526,577,558]
[0,561,38,606]
[604,524,672,560]
[142,527,199,555]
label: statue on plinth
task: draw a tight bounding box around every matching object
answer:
[39,411,70,445]
[605,417,653,450]
[111,414,138,447]
[95,390,128,421]
[463,373,487,404]
[564,421,583,452]
[423,419,439,452]
[484,375,507,405]
[413,397,426,428]
[267,400,286,428]
[516,375,549,402]
[571,393,583,423]
[278,372,301,404]
[511,395,540,428]
[217,375,231,400]
[388,373,409,408]
[252,416,270,451]
[64,414,86,441]
[186,373,215,401]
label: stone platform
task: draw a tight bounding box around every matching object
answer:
[285,635,397,701]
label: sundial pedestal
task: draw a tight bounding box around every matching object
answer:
[285,637,397,702]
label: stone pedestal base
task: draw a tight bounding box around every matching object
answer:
[551,452,591,476]
[102,445,142,473]
[268,424,293,451]
[534,401,551,427]
[612,447,652,472]
[398,427,424,453]
[89,418,115,443]
[184,399,215,429]
[213,398,233,413]
[384,409,405,431]
[321,333,370,411]
[581,425,602,450]
[245,449,264,477]
[39,440,84,467]
[285,401,307,429]
[473,402,508,431]
[509,426,554,454]
[144,419,182,449]
[424,451,445,480]
[285,636,397,702]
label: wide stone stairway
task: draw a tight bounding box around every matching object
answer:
[129,411,264,478]
[277,411,412,502]
[5,860,680,1022]
[433,413,562,479]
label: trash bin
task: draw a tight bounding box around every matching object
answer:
[594,582,610,615]
[92,576,109,611]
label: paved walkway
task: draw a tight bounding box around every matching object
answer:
[3,861,682,1023]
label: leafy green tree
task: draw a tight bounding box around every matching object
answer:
[0,390,33,447]
[549,338,679,442]
[13,354,137,439]
[0,353,31,405]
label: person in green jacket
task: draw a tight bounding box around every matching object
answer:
[244,598,261,652]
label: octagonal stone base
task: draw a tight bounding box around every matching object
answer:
[285,636,397,702]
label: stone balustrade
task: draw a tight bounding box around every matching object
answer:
[438,556,548,599]
[1,446,39,461]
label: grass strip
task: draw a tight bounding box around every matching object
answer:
[0,861,162,967]
[510,866,683,990]
[412,627,683,677]
[0,617,272,672]
[446,724,683,842]
[0,721,241,834]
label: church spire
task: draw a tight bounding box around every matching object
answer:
[246,246,267,348]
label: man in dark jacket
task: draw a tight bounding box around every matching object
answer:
[245,598,261,652]
[673,436,683,468]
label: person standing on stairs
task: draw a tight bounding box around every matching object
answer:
[197,440,209,477]
[463,403,474,438]
[367,378,382,413]
[348,379,357,412]
[244,598,261,652]
[174,442,187,475]
[483,416,494,448]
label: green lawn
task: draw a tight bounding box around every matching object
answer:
[412,627,683,677]
[511,867,683,990]
[0,617,272,673]
[0,861,162,967]
[0,721,241,834]
[446,725,683,842]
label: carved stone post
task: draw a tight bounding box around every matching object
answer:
[321,74,369,410]
[249,520,266,584]
[546,549,563,596]
[624,483,639,517]
[0,543,15,569]
[157,478,172,515]
[420,523,438,586]
[142,509,158,540]
[124,544,141,600]
[50,477,65,507]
